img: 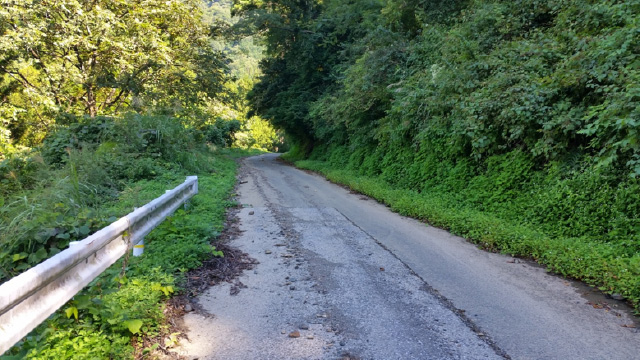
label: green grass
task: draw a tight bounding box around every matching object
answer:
[295,158,640,314]
[2,148,254,359]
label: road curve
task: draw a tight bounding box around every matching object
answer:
[181,153,639,360]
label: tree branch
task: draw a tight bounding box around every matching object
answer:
[103,88,128,110]
[0,67,39,90]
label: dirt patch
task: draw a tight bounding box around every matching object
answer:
[183,204,259,299]
[183,242,259,299]
[132,296,192,359]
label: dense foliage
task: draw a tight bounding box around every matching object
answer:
[2,144,245,359]
[0,0,279,281]
[243,0,640,311]
[0,1,269,357]
[0,0,281,155]
[207,0,284,151]
[0,114,237,282]
[0,0,229,149]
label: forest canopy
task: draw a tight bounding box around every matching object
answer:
[0,0,280,154]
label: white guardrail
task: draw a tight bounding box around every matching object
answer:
[0,176,198,355]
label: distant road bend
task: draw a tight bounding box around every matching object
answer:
[181,153,639,360]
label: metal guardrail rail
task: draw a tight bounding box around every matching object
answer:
[0,176,198,355]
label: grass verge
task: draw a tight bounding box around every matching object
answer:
[294,159,640,314]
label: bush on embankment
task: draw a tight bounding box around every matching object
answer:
[292,143,640,313]
[0,114,250,359]
[0,114,239,282]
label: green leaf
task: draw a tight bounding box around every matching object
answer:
[12,253,28,262]
[143,343,160,354]
[212,249,224,258]
[78,225,91,236]
[28,247,48,264]
[73,295,93,310]
[56,232,70,240]
[36,247,47,260]
[15,263,30,270]
[35,230,51,244]
[65,306,78,320]
[123,319,144,334]
[48,246,61,256]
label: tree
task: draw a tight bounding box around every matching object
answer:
[0,0,227,147]
[203,0,281,150]
[235,0,384,149]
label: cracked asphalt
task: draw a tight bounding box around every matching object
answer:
[179,153,639,360]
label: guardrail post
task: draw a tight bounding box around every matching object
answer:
[133,239,144,256]
[190,176,198,194]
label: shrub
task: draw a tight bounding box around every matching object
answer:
[293,145,640,313]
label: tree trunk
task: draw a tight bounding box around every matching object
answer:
[86,85,97,117]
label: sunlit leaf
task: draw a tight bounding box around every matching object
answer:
[123,319,143,334]
[65,306,78,320]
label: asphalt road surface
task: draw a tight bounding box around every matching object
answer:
[180,153,639,360]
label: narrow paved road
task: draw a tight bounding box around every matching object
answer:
[180,153,639,360]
